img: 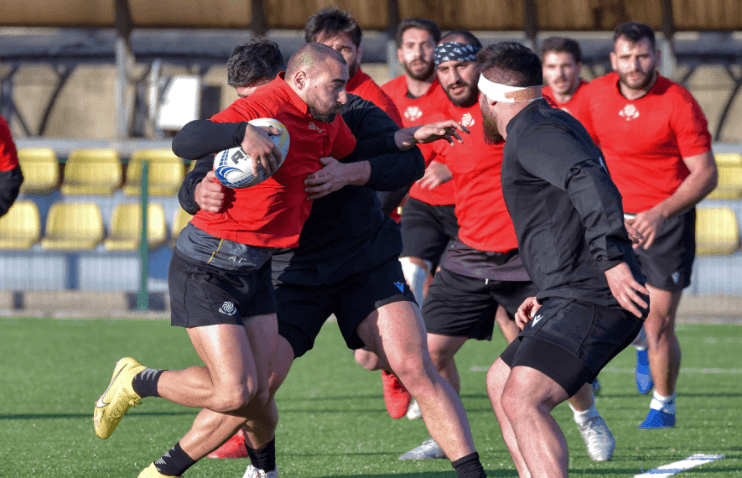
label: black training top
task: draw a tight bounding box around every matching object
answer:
[501,99,645,308]
[173,93,425,286]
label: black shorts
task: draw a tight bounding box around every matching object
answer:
[501,297,644,397]
[421,268,538,341]
[631,209,695,291]
[277,257,417,358]
[400,198,459,269]
[168,250,276,328]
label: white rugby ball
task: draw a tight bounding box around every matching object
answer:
[213,117,290,189]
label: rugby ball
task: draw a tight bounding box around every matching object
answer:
[213,118,290,189]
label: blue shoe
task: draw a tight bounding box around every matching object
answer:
[592,378,602,397]
[635,349,653,394]
[638,408,675,429]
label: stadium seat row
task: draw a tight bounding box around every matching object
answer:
[707,153,742,200]
[18,148,196,196]
[0,200,193,251]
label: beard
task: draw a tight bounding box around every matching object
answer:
[308,106,338,123]
[403,59,434,82]
[618,67,656,91]
[444,81,478,107]
[481,107,503,144]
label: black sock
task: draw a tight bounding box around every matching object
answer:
[132,368,165,398]
[246,437,276,472]
[452,451,487,478]
[154,442,196,477]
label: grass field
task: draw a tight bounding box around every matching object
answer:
[0,317,740,477]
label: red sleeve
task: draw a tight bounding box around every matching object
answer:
[210,98,262,123]
[0,116,19,172]
[330,116,357,159]
[671,88,712,158]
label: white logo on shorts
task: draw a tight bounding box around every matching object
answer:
[219,301,237,316]
[672,272,680,284]
[531,314,543,326]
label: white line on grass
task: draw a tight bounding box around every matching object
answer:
[633,453,724,477]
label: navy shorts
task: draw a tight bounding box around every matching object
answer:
[400,198,459,269]
[500,297,644,397]
[277,256,417,358]
[422,268,538,341]
[630,209,695,292]
[168,250,276,328]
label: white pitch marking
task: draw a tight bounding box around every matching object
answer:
[633,453,724,477]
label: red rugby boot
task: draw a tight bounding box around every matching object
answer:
[381,370,412,419]
[207,428,248,459]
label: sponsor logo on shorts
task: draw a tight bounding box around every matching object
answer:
[672,272,680,284]
[619,104,640,121]
[219,301,237,316]
[394,281,405,292]
[404,106,423,121]
[531,314,543,326]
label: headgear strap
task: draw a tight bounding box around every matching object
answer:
[434,42,481,66]
[477,75,543,103]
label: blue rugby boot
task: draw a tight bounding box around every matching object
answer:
[639,393,676,429]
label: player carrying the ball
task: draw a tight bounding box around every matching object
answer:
[92,43,358,478]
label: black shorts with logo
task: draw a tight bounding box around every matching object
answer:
[400,198,459,269]
[168,249,276,328]
[631,209,695,292]
[421,267,538,341]
[500,297,644,397]
[277,256,417,358]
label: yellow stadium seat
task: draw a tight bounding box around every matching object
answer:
[104,203,167,251]
[696,207,740,255]
[61,149,122,195]
[0,200,41,249]
[706,165,742,200]
[714,153,742,167]
[17,148,59,193]
[41,203,104,250]
[123,150,185,196]
[171,207,193,245]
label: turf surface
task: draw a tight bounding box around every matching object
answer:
[0,317,740,477]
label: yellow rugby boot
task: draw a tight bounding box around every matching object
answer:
[138,463,180,478]
[93,357,147,439]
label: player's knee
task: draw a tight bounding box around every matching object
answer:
[354,348,384,371]
[500,388,527,421]
[212,383,257,412]
[486,363,507,398]
[428,347,451,374]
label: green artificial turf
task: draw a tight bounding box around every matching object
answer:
[0,318,740,477]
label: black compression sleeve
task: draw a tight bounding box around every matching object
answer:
[366,147,425,191]
[172,120,248,160]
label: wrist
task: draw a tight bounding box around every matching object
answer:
[394,128,418,150]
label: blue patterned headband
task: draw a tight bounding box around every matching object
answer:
[434,42,481,66]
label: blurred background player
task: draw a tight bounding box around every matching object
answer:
[0,114,24,218]
[397,31,616,463]
[579,21,717,428]
[540,37,590,115]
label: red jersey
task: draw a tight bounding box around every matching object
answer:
[543,79,591,127]
[190,74,357,248]
[381,75,455,206]
[582,73,712,213]
[347,67,403,127]
[434,99,518,253]
[0,115,19,172]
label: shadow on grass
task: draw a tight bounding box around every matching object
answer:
[0,411,197,420]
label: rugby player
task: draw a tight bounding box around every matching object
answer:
[579,22,717,428]
[399,31,616,463]
[0,115,23,218]
[478,41,649,478]
[176,41,490,478]
[92,43,358,478]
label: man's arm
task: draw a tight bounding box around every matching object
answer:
[172,120,247,159]
[178,155,216,214]
[0,166,23,218]
[628,150,717,249]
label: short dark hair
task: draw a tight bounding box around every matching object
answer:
[396,18,441,47]
[613,21,656,50]
[440,30,482,49]
[227,39,285,87]
[540,37,582,64]
[304,6,362,48]
[476,42,543,87]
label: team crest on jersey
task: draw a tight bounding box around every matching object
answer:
[308,122,324,133]
[404,106,423,121]
[619,104,640,121]
[461,113,475,127]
